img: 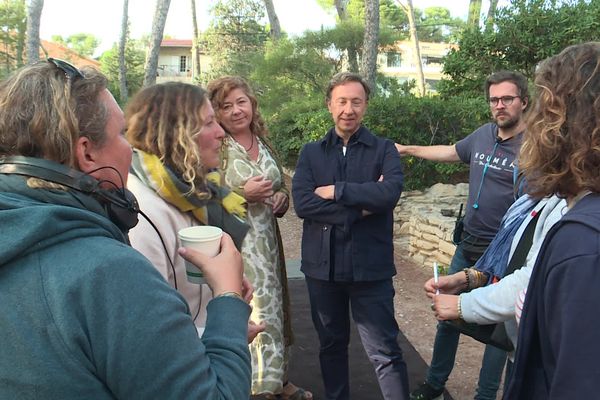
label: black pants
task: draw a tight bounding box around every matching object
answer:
[306,277,409,400]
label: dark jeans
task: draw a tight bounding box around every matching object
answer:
[306,277,409,400]
[425,240,508,400]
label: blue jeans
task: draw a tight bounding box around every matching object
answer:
[425,241,508,400]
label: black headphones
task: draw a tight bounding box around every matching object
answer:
[0,155,139,231]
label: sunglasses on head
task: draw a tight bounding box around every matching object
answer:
[47,57,84,81]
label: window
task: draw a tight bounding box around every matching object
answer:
[386,52,402,68]
[426,79,440,91]
[179,56,187,72]
[422,56,444,66]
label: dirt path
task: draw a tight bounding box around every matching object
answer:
[279,175,501,400]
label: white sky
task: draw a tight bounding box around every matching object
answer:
[39,0,505,56]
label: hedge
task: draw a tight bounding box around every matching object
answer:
[265,95,491,190]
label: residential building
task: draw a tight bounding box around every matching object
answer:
[378,40,457,92]
[156,39,211,83]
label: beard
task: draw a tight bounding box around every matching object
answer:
[494,112,520,129]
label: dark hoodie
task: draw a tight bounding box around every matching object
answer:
[505,193,600,399]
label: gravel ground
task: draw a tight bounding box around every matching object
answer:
[278,175,503,400]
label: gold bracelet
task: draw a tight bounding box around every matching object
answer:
[477,270,488,287]
[465,268,487,290]
[215,291,244,302]
[457,295,464,319]
[472,269,481,287]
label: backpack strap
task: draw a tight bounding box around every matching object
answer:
[503,206,543,277]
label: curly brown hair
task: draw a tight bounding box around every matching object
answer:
[206,76,268,137]
[519,42,600,199]
[125,82,209,195]
[0,61,108,167]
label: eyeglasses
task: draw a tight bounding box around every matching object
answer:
[47,58,84,82]
[488,95,520,107]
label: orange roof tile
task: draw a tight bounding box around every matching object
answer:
[161,39,193,47]
[40,40,100,68]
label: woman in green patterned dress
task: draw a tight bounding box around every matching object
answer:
[208,76,312,400]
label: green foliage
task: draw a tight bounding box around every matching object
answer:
[363,95,488,189]
[378,74,416,97]
[249,21,398,116]
[250,37,336,115]
[51,33,100,58]
[342,0,410,32]
[99,41,145,106]
[202,0,268,80]
[0,0,26,78]
[380,0,408,33]
[440,0,600,97]
[436,262,449,276]
[418,7,465,43]
[315,0,460,43]
[467,0,482,28]
[265,97,332,167]
[266,93,490,190]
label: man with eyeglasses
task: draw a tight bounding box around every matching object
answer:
[396,70,529,400]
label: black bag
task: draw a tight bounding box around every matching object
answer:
[444,318,514,351]
[452,204,464,245]
[444,208,541,352]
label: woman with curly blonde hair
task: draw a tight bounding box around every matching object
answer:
[125,82,255,337]
[505,42,600,399]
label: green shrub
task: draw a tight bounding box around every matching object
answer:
[266,94,490,190]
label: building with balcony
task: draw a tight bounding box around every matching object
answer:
[378,40,457,92]
[153,38,454,91]
[156,39,211,83]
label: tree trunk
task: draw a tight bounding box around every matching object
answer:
[15,0,26,68]
[360,0,379,94]
[347,48,359,72]
[262,0,281,41]
[467,0,482,29]
[333,0,358,72]
[26,0,44,64]
[143,0,171,87]
[334,0,349,19]
[398,0,426,96]
[485,0,498,32]
[118,0,129,103]
[190,0,201,80]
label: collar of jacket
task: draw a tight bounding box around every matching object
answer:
[321,126,376,153]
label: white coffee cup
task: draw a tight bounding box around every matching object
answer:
[177,226,223,284]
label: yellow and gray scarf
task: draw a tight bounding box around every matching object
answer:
[130,149,249,249]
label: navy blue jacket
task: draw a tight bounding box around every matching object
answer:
[505,193,600,399]
[292,126,403,282]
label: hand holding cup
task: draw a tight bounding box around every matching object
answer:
[178,232,243,297]
[178,226,223,285]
